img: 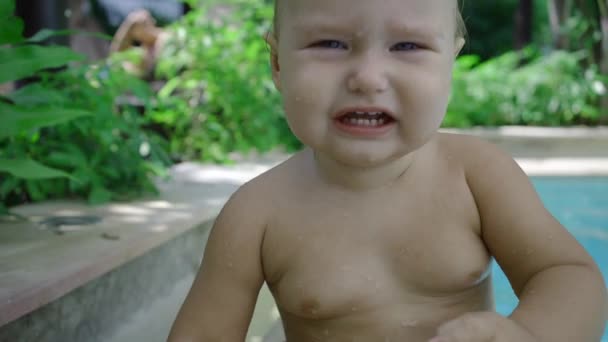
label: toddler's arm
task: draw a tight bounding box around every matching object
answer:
[462,137,607,341]
[167,184,267,341]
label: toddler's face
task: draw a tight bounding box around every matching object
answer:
[270,0,464,166]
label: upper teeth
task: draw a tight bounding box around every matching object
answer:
[353,111,383,116]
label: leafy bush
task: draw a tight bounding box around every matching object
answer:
[0,0,170,210]
[445,49,607,127]
[152,0,300,162]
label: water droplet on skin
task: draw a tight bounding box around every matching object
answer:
[227,262,233,268]
[351,306,358,312]
[323,329,330,336]
[401,319,419,327]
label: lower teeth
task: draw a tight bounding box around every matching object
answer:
[344,118,385,126]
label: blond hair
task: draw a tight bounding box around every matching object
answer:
[272,1,467,40]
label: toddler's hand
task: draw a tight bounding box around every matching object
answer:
[428,311,537,342]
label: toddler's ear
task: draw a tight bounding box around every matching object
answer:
[265,33,281,92]
[454,37,466,57]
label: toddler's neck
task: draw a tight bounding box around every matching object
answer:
[310,149,418,191]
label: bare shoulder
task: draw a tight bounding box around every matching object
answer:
[435,131,533,217]
[222,151,306,224]
[437,132,515,169]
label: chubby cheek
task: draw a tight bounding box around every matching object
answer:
[280,61,335,145]
[397,66,452,139]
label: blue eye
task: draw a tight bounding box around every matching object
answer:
[391,42,420,51]
[312,40,348,49]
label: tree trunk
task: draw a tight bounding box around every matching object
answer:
[514,0,534,50]
[547,0,571,49]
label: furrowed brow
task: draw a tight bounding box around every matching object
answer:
[291,16,353,36]
[386,20,446,42]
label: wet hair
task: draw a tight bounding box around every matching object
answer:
[272,0,467,40]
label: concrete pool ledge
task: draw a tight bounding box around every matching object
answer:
[441,126,608,158]
[0,126,607,342]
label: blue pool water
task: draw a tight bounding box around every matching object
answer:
[493,177,608,341]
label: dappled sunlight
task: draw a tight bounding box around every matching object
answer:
[149,224,169,233]
[107,205,154,216]
[142,201,173,210]
[169,162,274,185]
[203,198,228,207]
[117,216,148,225]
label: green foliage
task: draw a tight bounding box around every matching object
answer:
[445,49,607,127]
[0,0,170,208]
[560,4,603,66]
[0,158,75,180]
[459,0,551,59]
[153,0,300,162]
[0,102,92,139]
[0,45,84,83]
[460,0,518,59]
[0,0,24,45]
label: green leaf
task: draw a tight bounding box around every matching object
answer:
[0,1,24,45]
[0,158,77,180]
[7,83,69,106]
[25,180,45,201]
[0,176,20,198]
[88,185,112,205]
[0,45,84,83]
[46,151,87,169]
[0,103,93,139]
[0,17,24,45]
[0,1,16,19]
[26,29,111,44]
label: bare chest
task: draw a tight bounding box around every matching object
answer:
[262,184,491,319]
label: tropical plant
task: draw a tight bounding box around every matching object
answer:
[446,48,606,127]
[152,0,300,162]
[0,0,170,213]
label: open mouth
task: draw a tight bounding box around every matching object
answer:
[337,111,395,127]
[333,109,396,137]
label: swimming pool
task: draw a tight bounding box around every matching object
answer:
[493,177,608,341]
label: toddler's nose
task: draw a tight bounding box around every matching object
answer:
[346,57,388,95]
